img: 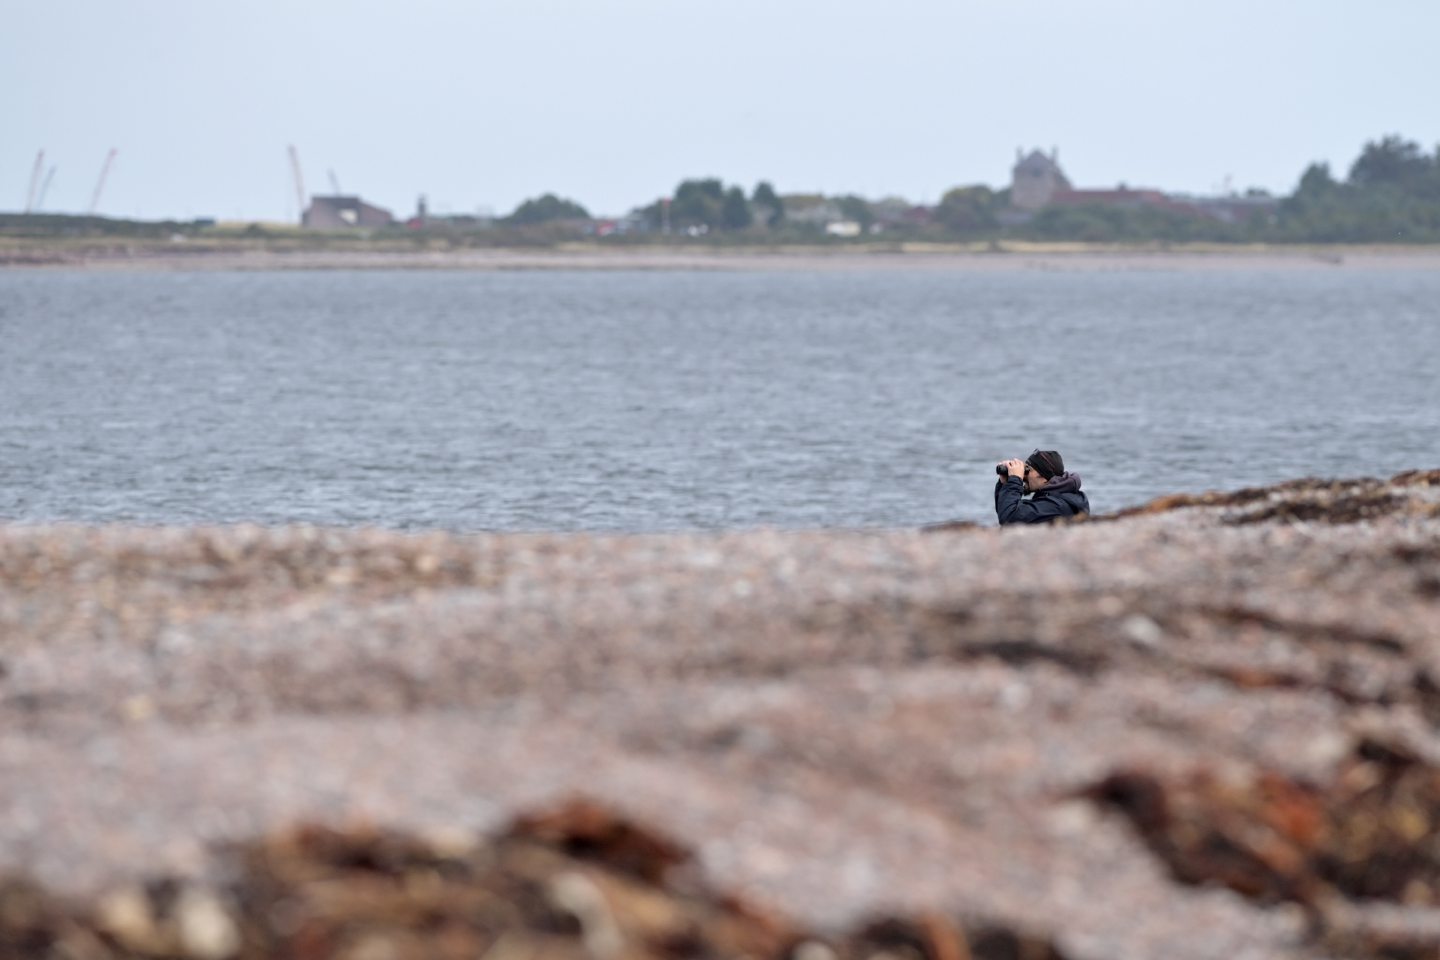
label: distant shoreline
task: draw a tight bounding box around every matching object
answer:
[4,240,1440,273]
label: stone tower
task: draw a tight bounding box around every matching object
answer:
[1010,148,1072,211]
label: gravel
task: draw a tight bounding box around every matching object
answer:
[1,471,1439,959]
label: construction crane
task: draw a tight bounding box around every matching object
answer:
[288,145,308,223]
[24,150,45,213]
[36,166,57,211]
[88,149,118,216]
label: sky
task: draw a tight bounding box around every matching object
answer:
[5,0,1438,223]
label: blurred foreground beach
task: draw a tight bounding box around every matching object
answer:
[3,471,1440,959]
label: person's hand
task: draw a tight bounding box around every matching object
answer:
[1003,459,1027,481]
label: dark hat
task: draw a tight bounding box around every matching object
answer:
[1026,449,1064,480]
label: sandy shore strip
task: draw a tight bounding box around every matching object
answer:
[4,241,1440,272]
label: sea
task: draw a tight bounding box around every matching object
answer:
[2,264,1437,530]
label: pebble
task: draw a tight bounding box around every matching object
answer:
[0,470,1437,960]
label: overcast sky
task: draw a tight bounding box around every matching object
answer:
[6,0,1438,222]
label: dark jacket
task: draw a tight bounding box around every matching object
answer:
[995,472,1090,526]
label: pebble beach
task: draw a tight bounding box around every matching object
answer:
[3,471,1440,958]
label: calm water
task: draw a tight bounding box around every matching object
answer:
[2,266,1437,530]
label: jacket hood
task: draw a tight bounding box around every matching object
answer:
[1042,472,1082,495]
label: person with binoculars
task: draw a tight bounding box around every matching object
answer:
[994,449,1089,525]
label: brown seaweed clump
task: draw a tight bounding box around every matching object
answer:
[0,800,1065,960]
[1088,738,1440,956]
[1105,471,1440,525]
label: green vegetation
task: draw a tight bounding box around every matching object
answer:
[1021,202,1241,244]
[1009,136,1440,244]
[616,136,1440,244]
[7,135,1440,249]
[504,194,590,225]
[751,182,784,227]
[1272,136,1440,242]
[934,186,1000,234]
[0,212,201,239]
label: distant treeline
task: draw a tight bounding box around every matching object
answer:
[0,212,200,239]
[7,135,1439,245]
[1004,135,1440,244]
[595,135,1440,244]
[1271,136,1440,242]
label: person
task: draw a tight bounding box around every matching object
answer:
[994,449,1089,525]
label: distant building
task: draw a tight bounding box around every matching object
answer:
[611,211,652,235]
[1048,186,1278,223]
[1167,193,1280,224]
[1007,147,1279,223]
[1049,185,1181,213]
[1011,149,1072,211]
[871,197,934,229]
[781,195,846,226]
[303,195,394,229]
